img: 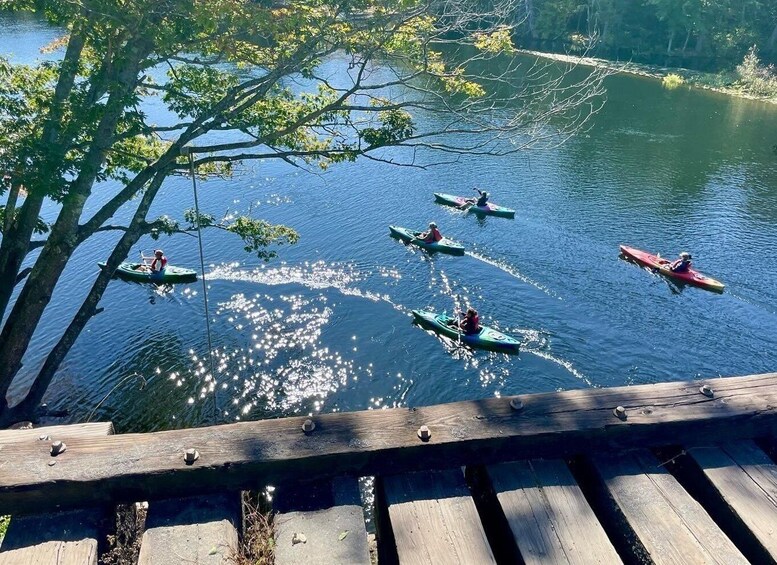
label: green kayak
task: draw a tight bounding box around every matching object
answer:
[412,310,520,354]
[98,262,198,284]
[389,225,465,256]
[433,193,515,219]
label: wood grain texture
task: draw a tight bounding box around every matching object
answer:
[0,423,113,565]
[689,441,777,560]
[487,459,621,564]
[274,477,371,565]
[1,373,776,514]
[381,469,496,565]
[137,494,240,565]
[0,509,102,565]
[0,422,114,447]
[592,449,748,565]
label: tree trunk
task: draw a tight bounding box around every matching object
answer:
[694,32,705,55]
[682,29,691,55]
[768,23,777,51]
[0,38,152,411]
[7,172,167,422]
[524,0,536,38]
[667,31,674,55]
[3,182,22,234]
[0,192,47,319]
[0,25,86,319]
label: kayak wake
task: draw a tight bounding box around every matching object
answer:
[465,251,560,300]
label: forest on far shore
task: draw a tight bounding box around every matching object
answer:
[509,0,777,69]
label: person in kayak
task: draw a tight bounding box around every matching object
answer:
[137,249,167,274]
[462,188,489,208]
[449,307,480,335]
[669,252,692,273]
[418,222,443,243]
[461,307,481,334]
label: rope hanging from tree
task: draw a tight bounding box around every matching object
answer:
[184,146,218,424]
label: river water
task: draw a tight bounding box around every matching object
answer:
[3,12,777,432]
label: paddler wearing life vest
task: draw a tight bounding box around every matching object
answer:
[459,307,481,335]
[669,252,692,273]
[447,306,481,335]
[138,249,167,274]
[419,222,443,243]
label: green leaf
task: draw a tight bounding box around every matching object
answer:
[338,530,349,541]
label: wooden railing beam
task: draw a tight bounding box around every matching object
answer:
[1,373,776,515]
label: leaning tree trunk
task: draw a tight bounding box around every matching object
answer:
[667,31,674,55]
[0,26,87,319]
[0,39,152,411]
[2,181,22,234]
[5,172,168,423]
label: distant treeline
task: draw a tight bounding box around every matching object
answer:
[504,0,777,70]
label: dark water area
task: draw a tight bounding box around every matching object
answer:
[2,13,777,434]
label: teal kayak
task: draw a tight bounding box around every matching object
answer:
[433,193,515,219]
[412,310,520,354]
[98,262,198,284]
[389,225,465,256]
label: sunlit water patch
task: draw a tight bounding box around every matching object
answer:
[207,261,407,312]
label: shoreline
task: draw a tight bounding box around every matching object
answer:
[520,49,777,105]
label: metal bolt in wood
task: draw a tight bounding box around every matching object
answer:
[699,384,714,397]
[509,397,524,411]
[302,419,316,433]
[183,448,199,464]
[50,440,66,456]
[613,406,627,420]
[417,425,431,441]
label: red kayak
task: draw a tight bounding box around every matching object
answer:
[619,245,725,293]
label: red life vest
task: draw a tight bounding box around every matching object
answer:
[431,227,442,242]
[151,255,167,272]
[463,313,480,334]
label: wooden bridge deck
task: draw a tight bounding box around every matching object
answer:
[0,372,776,563]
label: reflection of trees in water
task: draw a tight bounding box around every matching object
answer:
[557,74,777,221]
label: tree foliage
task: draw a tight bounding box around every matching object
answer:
[0,0,606,423]
[516,0,777,65]
[736,46,777,97]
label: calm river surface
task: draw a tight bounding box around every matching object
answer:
[3,12,777,432]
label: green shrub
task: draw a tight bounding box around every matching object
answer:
[662,73,685,89]
[736,46,777,97]
[0,515,9,543]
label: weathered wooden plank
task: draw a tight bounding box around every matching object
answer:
[0,509,102,565]
[1,373,777,514]
[591,449,748,564]
[0,423,114,447]
[0,422,113,565]
[137,494,239,565]
[688,441,777,561]
[379,469,496,564]
[487,459,621,564]
[274,477,370,565]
